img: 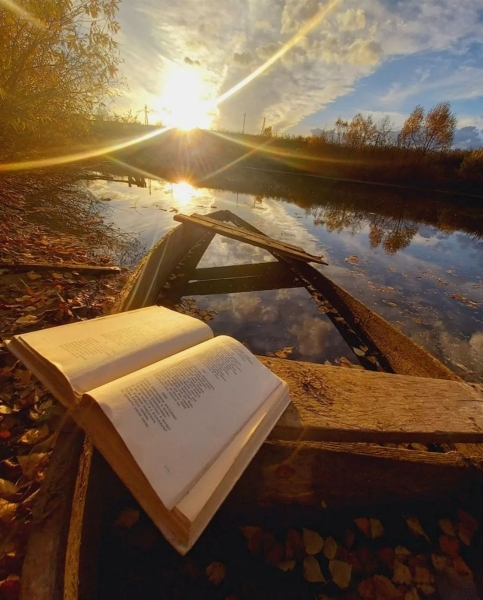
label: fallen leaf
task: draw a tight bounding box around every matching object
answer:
[357,548,378,574]
[15,314,38,326]
[393,560,412,585]
[0,499,17,523]
[395,546,411,556]
[113,508,140,529]
[285,529,304,560]
[303,528,324,555]
[358,578,376,600]
[377,547,395,569]
[452,555,473,578]
[418,584,435,596]
[438,518,457,537]
[370,518,384,539]
[431,553,450,572]
[373,574,402,600]
[18,424,49,445]
[276,559,296,572]
[382,300,397,308]
[265,541,285,566]
[404,588,421,600]
[240,525,261,540]
[206,561,226,585]
[0,575,21,600]
[303,555,326,583]
[457,510,478,545]
[274,346,294,359]
[0,479,18,499]
[439,535,460,557]
[355,517,371,537]
[414,565,433,586]
[323,536,337,560]
[329,559,351,588]
[353,347,366,357]
[406,517,430,542]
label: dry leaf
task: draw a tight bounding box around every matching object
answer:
[329,560,351,588]
[382,300,397,308]
[17,452,48,480]
[18,424,49,445]
[394,546,411,556]
[457,510,478,545]
[405,517,430,542]
[373,574,402,600]
[303,528,324,555]
[358,578,376,600]
[452,555,473,577]
[0,499,17,523]
[353,347,366,357]
[355,517,371,537]
[438,518,457,537]
[276,559,296,572]
[414,565,433,585]
[393,560,412,585]
[404,588,421,600]
[15,314,38,326]
[431,553,450,572]
[0,479,18,499]
[285,529,304,561]
[303,555,326,583]
[323,536,337,560]
[370,518,384,539]
[265,541,285,566]
[439,534,460,557]
[206,561,226,585]
[377,547,394,569]
[113,508,140,529]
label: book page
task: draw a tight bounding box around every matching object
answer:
[86,336,282,510]
[12,306,212,396]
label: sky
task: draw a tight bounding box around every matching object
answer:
[113,0,483,148]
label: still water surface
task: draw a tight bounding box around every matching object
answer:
[85,171,483,381]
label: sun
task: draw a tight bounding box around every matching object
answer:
[169,181,197,205]
[159,67,215,131]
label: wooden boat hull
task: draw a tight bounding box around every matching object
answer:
[19,210,483,600]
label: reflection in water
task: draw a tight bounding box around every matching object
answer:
[83,166,483,381]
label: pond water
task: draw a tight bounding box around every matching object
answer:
[85,170,483,381]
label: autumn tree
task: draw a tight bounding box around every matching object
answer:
[0,0,121,158]
[398,102,457,158]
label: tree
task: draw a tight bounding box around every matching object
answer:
[398,102,457,158]
[345,113,377,149]
[0,0,121,157]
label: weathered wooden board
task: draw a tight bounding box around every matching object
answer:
[259,357,483,443]
[174,213,328,264]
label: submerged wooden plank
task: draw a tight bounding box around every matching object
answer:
[192,261,292,281]
[259,357,483,443]
[173,213,328,264]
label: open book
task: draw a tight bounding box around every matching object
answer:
[8,306,290,553]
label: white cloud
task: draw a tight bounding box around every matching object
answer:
[114,0,483,132]
[337,9,366,32]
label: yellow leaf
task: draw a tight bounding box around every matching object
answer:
[303,528,324,555]
[393,559,412,585]
[18,424,50,445]
[353,347,366,357]
[0,499,17,523]
[406,516,430,541]
[323,536,337,560]
[276,559,296,572]
[206,561,226,585]
[303,555,326,583]
[438,518,456,537]
[17,453,48,480]
[370,518,384,539]
[405,588,421,600]
[329,559,351,588]
[15,315,38,326]
[0,478,18,499]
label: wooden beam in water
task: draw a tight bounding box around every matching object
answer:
[174,213,328,264]
[260,357,483,444]
[192,261,292,281]
[184,273,302,296]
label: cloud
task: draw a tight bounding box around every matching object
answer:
[337,8,366,32]
[114,0,483,132]
[453,126,483,149]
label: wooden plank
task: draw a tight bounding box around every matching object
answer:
[258,357,483,443]
[184,273,302,296]
[192,262,292,281]
[173,213,328,264]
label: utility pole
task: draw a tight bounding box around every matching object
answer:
[261,116,266,134]
[144,104,148,126]
[242,113,246,134]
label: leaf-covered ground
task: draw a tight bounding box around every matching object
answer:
[0,171,129,598]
